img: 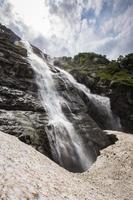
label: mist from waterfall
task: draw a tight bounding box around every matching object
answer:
[23,41,94,172]
[55,66,121,131]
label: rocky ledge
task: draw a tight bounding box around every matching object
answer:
[0,130,132,200]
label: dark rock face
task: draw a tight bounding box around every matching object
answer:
[76,76,133,133]
[55,57,133,133]
[0,110,51,156]
[0,23,51,157]
[110,86,133,133]
[0,23,117,171]
[54,74,113,151]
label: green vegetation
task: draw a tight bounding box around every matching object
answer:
[73,52,109,66]
[97,68,133,86]
[55,52,133,87]
[97,54,133,86]
[118,53,133,70]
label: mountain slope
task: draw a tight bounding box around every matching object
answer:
[54,53,133,133]
[0,23,117,172]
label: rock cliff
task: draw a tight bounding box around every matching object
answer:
[0,23,116,171]
[0,24,52,158]
[54,53,133,133]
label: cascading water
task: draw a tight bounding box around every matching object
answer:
[54,66,121,131]
[23,41,94,172]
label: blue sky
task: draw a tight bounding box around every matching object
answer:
[0,0,133,59]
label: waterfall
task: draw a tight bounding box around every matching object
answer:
[54,66,121,131]
[23,41,94,172]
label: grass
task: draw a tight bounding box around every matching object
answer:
[97,68,133,86]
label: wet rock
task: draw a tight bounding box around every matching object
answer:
[0,110,51,157]
[110,85,133,133]
[55,55,133,133]
[0,86,44,112]
[0,23,117,170]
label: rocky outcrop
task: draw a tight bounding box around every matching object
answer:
[0,130,132,200]
[0,24,118,171]
[54,54,133,133]
[110,85,133,133]
[0,24,51,157]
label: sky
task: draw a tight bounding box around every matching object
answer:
[0,0,133,59]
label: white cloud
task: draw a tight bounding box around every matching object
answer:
[0,0,133,58]
[100,3,133,58]
[89,0,104,16]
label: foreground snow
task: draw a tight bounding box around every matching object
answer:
[0,130,132,200]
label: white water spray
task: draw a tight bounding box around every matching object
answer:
[55,66,121,130]
[23,41,94,172]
